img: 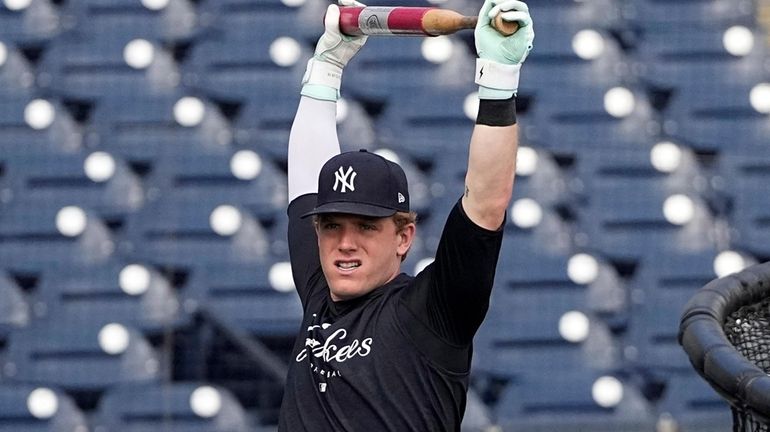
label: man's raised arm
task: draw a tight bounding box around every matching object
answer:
[462,0,534,230]
[287,2,367,202]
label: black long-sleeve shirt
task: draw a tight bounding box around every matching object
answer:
[278,195,503,431]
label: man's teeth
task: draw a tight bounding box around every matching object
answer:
[337,262,360,269]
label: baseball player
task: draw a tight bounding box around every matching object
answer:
[278,0,534,429]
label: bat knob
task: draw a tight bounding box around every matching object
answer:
[492,13,519,36]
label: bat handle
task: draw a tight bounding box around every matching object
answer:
[491,13,520,36]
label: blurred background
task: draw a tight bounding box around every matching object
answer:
[0,0,769,431]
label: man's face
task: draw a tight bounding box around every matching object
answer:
[315,213,415,301]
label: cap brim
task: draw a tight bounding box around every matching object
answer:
[300,202,398,219]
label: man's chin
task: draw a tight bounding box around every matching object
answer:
[329,283,368,301]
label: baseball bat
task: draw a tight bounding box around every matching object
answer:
[338,6,519,37]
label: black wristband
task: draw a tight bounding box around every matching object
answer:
[475,97,517,126]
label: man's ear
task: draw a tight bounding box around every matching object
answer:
[396,223,416,257]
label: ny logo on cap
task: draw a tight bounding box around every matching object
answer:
[333,166,357,193]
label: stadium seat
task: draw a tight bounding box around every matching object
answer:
[0,0,61,44]
[718,148,770,256]
[33,261,184,335]
[149,149,288,221]
[0,41,35,97]
[0,273,29,342]
[36,34,181,101]
[664,82,770,152]
[494,368,656,432]
[530,0,621,28]
[183,33,309,103]
[621,0,756,31]
[0,201,114,274]
[94,382,254,432]
[532,84,657,156]
[0,96,83,157]
[375,86,476,165]
[61,0,200,42]
[635,26,767,91]
[122,196,272,268]
[334,97,379,152]
[0,384,88,432]
[521,23,628,94]
[88,92,233,161]
[4,152,144,220]
[473,245,624,380]
[3,318,161,391]
[656,372,733,432]
[624,250,719,376]
[182,262,302,338]
[346,36,474,105]
[204,2,323,45]
[573,174,716,262]
[231,86,302,164]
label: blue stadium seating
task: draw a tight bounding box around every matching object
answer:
[3,318,160,391]
[0,384,88,432]
[183,33,308,103]
[183,262,302,337]
[37,34,181,101]
[621,0,756,31]
[0,96,83,157]
[636,25,767,91]
[122,196,272,268]
[346,36,474,104]
[624,250,719,377]
[33,262,184,335]
[375,86,476,164]
[0,0,61,44]
[0,273,29,342]
[61,0,201,42]
[148,149,288,221]
[664,82,770,152]
[231,86,301,164]
[532,84,657,156]
[4,152,144,220]
[0,41,34,97]
[573,173,716,262]
[204,2,323,44]
[718,147,770,256]
[474,245,624,380]
[1,0,768,429]
[0,201,114,274]
[656,372,733,432]
[94,382,255,432]
[88,92,233,161]
[494,369,656,431]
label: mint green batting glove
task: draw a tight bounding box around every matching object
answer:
[301,2,368,102]
[474,0,534,99]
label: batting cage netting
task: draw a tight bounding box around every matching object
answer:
[680,261,770,432]
[725,296,770,432]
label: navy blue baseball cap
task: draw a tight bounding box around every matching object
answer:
[301,150,410,218]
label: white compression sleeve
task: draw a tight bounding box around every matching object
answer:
[287,96,341,202]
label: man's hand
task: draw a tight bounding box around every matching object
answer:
[474,0,534,99]
[301,1,368,101]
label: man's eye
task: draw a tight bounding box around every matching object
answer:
[323,223,339,230]
[361,224,377,231]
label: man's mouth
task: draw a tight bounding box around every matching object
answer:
[336,260,361,270]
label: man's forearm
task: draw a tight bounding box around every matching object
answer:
[463,121,518,230]
[287,96,340,202]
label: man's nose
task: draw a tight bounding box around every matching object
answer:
[337,226,358,251]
